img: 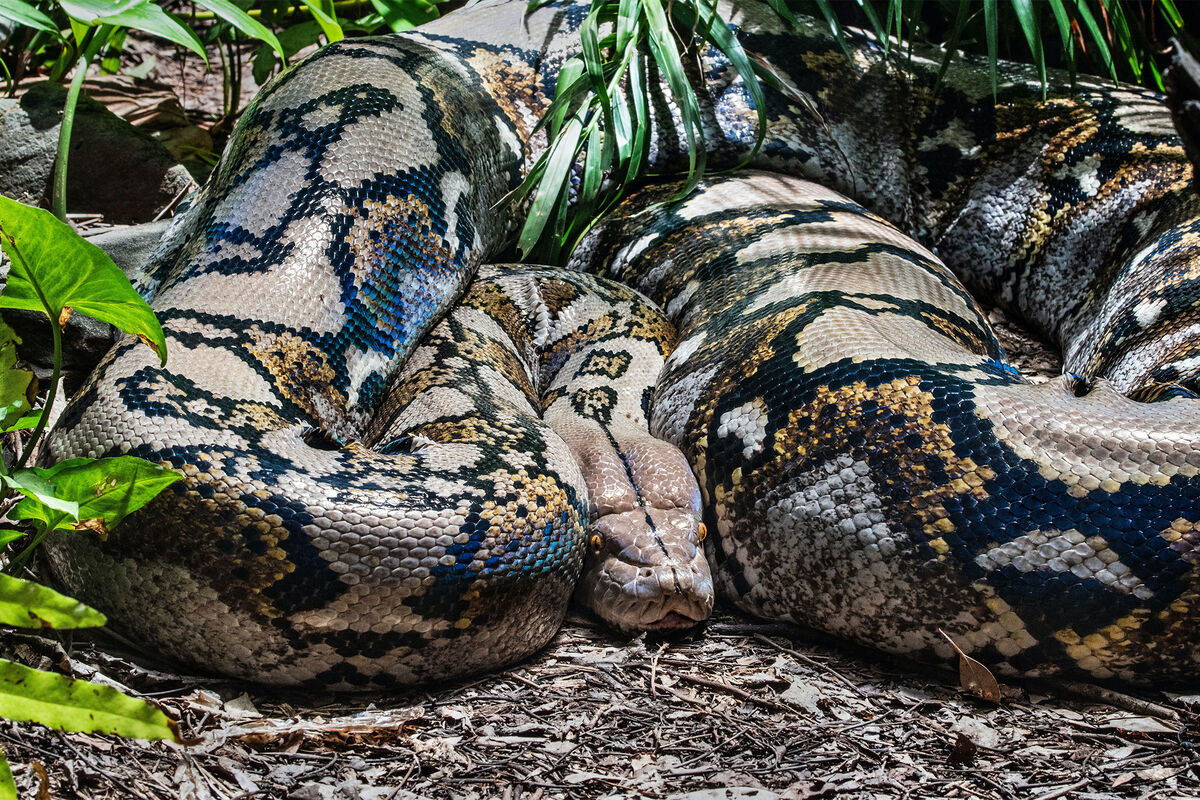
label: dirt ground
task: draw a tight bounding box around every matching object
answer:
[4,29,1200,800]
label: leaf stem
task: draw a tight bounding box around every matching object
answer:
[51,26,112,222]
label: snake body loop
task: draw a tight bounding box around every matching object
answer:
[43,0,1200,685]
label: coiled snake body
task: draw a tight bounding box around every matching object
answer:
[44,0,1200,685]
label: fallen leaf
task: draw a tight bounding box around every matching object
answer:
[939,629,1002,703]
[1101,715,1177,735]
[947,731,977,765]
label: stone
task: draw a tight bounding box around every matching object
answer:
[0,81,193,222]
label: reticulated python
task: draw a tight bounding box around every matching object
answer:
[43,0,1200,686]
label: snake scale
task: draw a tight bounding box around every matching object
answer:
[42,0,1200,686]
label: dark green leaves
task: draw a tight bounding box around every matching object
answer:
[0,320,34,432]
[0,196,167,366]
[9,457,182,534]
[515,0,769,263]
[797,1,1187,96]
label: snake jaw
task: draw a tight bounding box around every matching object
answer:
[575,507,715,632]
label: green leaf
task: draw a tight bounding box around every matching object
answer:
[96,3,206,59]
[10,456,181,534]
[518,115,583,258]
[3,469,80,521]
[1072,0,1118,83]
[1011,0,1046,92]
[0,196,167,366]
[193,0,284,61]
[6,410,43,431]
[0,0,58,33]
[0,530,25,549]
[0,574,106,629]
[58,0,144,23]
[0,318,33,432]
[368,0,438,33]
[0,750,14,800]
[301,0,343,42]
[0,658,179,741]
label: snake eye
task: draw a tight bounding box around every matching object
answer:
[697,522,707,543]
[589,533,604,553]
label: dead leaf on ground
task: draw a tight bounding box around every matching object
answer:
[939,629,1002,703]
[947,731,978,765]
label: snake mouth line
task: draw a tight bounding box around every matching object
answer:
[640,611,705,631]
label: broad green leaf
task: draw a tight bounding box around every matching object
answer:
[0,530,25,548]
[0,318,33,431]
[58,0,144,23]
[194,0,284,60]
[10,456,181,534]
[0,659,179,741]
[91,3,206,59]
[301,0,343,42]
[0,0,57,33]
[0,750,13,800]
[0,573,105,629]
[3,469,80,521]
[0,196,167,366]
[368,0,438,33]
[6,410,42,431]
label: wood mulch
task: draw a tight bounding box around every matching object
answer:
[4,606,1199,799]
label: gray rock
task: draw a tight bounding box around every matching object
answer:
[0,82,193,222]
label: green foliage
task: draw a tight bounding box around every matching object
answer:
[0,197,183,786]
[517,0,1190,263]
[0,319,34,432]
[0,573,106,628]
[512,0,771,263]
[0,197,167,365]
[0,659,179,740]
[794,0,1188,94]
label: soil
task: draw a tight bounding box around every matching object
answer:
[3,27,1199,800]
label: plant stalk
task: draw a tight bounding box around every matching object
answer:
[51,53,88,222]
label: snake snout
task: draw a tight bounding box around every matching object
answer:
[575,507,714,632]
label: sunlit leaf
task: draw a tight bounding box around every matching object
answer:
[0,196,166,366]
[0,659,179,741]
[0,0,57,33]
[193,0,284,61]
[0,574,106,629]
[9,456,181,534]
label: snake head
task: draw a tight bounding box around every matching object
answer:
[574,504,714,632]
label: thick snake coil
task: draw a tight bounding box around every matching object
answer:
[43,0,1200,686]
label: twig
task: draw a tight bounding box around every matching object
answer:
[1046,679,1182,721]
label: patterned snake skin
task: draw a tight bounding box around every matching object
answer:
[43,0,1200,685]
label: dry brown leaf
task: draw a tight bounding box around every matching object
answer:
[73,518,108,537]
[939,629,1002,703]
[947,731,977,765]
